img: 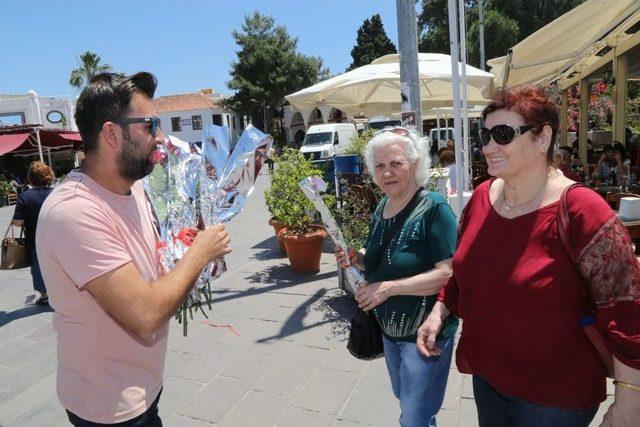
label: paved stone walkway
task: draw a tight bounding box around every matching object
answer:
[0,172,613,426]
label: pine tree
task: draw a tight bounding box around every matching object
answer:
[226,11,327,136]
[347,14,397,71]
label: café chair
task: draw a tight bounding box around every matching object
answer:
[607,192,639,210]
[7,192,17,206]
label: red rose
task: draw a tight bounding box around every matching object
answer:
[175,227,198,246]
[149,150,168,166]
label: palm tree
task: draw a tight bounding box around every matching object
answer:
[69,51,112,89]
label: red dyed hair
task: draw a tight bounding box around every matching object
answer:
[27,161,55,187]
[482,85,559,162]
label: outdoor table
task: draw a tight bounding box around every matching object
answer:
[590,184,640,194]
[618,213,640,239]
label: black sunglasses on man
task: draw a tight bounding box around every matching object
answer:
[115,116,162,137]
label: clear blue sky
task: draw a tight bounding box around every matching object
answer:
[0,0,402,98]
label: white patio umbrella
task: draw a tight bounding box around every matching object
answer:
[285,53,495,117]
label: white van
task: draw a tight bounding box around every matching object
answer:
[367,116,401,131]
[299,123,358,161]
[429,127,455,150]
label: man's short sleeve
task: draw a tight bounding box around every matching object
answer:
[42,200,132,288]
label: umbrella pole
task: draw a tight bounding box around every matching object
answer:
[436,108,441,149]
[448,0,464,216]
[458,0,471,190]
[35,128,44,163]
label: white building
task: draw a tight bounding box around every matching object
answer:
[153,90,241,145]
[0,91,77,130]
[283,103,359,147]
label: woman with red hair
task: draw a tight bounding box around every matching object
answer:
[12,161,55,304]
[417,86,640,426]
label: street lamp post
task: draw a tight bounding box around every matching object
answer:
[250,99,268,132]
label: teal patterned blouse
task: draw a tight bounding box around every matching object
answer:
[363,190,459,342]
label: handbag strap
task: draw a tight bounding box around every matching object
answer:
[3,223,15,240]
[557,183,587,263]
[371,188,426,268]
[557,182,597,308]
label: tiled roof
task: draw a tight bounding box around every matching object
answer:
[153,92,224,113]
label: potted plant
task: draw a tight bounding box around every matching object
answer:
[264,149,327,272]
[0,181,11,208]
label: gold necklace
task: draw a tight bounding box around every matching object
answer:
[501,168,559,214]
[502,183,547,214]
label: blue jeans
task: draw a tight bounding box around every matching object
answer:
[30,249,46,295]
[382,335,454,427]
[473,376,598,427]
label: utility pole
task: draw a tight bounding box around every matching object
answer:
[396,0,422,135]
[477,0,486,70]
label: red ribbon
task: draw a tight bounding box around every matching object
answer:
[202,321,240,336]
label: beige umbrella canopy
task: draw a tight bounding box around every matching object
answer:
[285,53,495,116]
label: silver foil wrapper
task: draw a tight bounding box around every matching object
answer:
[299,176,366,294]
[144,136,201,272]
[200,124,273,278]
[144,128,272,334]
[202,124,273,225]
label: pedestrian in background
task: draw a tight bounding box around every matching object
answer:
[11,161,54,304]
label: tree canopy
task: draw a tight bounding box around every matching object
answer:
[226,11,327,137]
[418,0,587,68]
[347,14,397,71]
[467,9,519,67]
[69,51,112,89]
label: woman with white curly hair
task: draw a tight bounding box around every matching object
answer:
[336,127,459,427]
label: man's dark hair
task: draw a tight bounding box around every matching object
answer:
[75,72,157,153]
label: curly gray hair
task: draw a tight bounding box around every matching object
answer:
[363,128,431,187]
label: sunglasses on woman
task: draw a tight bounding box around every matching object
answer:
[373,126,412,138]
[479,124,535,146]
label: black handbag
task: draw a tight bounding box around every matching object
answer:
[346,188,425,360]
[347,307,384,360]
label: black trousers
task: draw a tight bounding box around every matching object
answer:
[66,389,163,427]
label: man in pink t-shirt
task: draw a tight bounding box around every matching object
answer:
[36,72,231,425]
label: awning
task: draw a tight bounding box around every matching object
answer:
[0,133,31,156]
[57,132,83,142]
[489,0,640,88]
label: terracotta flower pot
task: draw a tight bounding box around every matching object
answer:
[268,217,287,253]
[278,227,328,273]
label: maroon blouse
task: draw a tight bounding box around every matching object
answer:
[440,180,640,410]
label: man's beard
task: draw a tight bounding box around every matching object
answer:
[117,128,154,181]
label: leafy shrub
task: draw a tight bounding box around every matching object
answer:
[344,129,375,170]
[0,180,12,195]
[264,149,323,233]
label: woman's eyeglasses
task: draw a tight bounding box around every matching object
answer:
[115,116,162,137]
[479,124,535,146]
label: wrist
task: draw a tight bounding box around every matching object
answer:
[434,301,450,321]
[384,280,396,297]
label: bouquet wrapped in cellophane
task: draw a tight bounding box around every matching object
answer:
[145,125,272,335]
[298,176,366,294]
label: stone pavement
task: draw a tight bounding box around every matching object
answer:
[0,172,613,426]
